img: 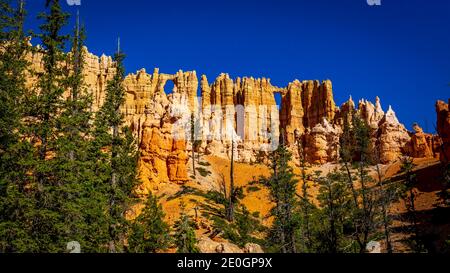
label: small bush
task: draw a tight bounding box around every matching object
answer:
[167,186,200,201]
[252,211,260,218]
[198,161,211,167]
[246,186,261,193]
[196,167,211,177]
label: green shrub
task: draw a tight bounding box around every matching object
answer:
[196,167,211,177]
[246,186,261,193]
[198,161,211,167]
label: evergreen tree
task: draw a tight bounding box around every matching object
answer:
[174,204,199,253]
[205,138,244,225]
[295,138,318,253]
[190,113,196,177]
[234,205,257,246]
[226,138,237,222]
[128,193,171,253]
[340,114,378,253]
[399,156,425,252]
[261,137,300,253]
[373,146,402,253]
[92,44,140,252]
[315,169,353,253]
[0,0,26,149]
[52,12,109,252]
[20,0,70,252]
[0,0,38,252]
[352,115,377,252]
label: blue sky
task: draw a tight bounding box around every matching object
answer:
[24,0,450,131]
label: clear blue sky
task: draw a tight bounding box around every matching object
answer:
[24,0,450,132]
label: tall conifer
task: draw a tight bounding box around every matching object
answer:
[0,0,37,252]
[92,41,140,252]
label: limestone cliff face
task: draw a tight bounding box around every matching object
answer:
[200,73,281,162]
[26,47,441,186]
[280,80,304,144]
[83,49,117,112]
[280,80,336,145]
[303,80,336,128]
[436,99,450,163]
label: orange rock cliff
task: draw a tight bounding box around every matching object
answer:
[27,47,446,187]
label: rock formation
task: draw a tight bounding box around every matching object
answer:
[25,46,442,186]
[357,97,385,129]
[376,106,411,163]
[436,99,450,163]
[304,118,342,164]
[409,123,435,159]
[280,80,336,145]
[196,236,264,253]
[200,73,281,162]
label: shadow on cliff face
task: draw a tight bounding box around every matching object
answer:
[414,163,446,193]
[390,161,450,253]
[393,207,450,253]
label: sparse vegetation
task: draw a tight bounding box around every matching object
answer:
[196,167,211,177]
[260,136,300,253]
[198,161,211,167]
[128,193,171,253]
[173,203,199,253]
[246,186,261,193]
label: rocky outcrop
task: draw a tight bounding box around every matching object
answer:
[26,46,437,179]
[305,118,342,164]
[409,123,435,159]
[280,80,337,146]
[137,93,190,194]
[436,100,450,163]
[83,49,117,112]
[333,96,413,164]
[357,97,385,129]
[376,106,411,163]
[197,236,264,253]
[302,80,336,128]
[200,73,280,162]
[243,243,264,253]
[280,80,304,144]
[335,96,356,126]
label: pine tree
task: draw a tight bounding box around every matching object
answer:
[374,145,401,253]
[295,137,317,253]
[399,156,425,252]
[206,137,244,224]
[262,137,299,253]
[92,43,140,253]
[18,0,71,252]
[339,114,378,253]
[190,113,196,177]
[225,138,236,222]
[52,12,110,252]
[352,115,377,252]
[0,0,38,252]
[174,204,199,253]
[315,169,353,253]
[0,0,26,149]
[128,193,171,253]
